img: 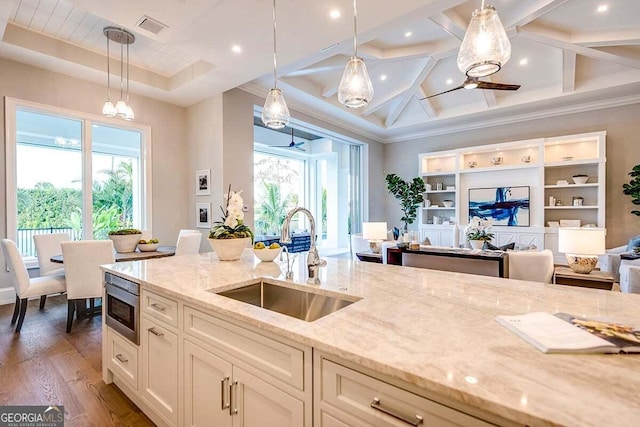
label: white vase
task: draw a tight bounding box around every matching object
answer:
[208,237,251,261]
[469,240,485,250]
[109,233,142,253]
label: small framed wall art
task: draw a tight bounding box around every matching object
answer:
[196,169,211,196]
[196,202,211,228]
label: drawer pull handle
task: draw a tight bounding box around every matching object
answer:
[148,327,164,337]
[230,380,238,416]
[221,376,230,410]
[150,303,166,312]
[115,353,128,363]
[371,397,423,426]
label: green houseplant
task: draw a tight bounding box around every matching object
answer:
[385,173,425,232]
[622,164,640,217]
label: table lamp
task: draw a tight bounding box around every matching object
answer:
[362,222,387,254]
[558,227,606,274]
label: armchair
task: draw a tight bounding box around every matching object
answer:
[598,235,640,282]
[620,259,640,293]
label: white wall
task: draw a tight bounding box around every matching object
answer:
[0,57,189,300]
[384,103,640,247]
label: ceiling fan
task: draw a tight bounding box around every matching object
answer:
[270,128,305,151]
[421,77,520,99]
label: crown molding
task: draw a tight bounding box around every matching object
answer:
[384,94,640,143]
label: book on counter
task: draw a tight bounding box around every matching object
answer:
[495,312,640,354]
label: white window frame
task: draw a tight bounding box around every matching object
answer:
[4,97,153,246]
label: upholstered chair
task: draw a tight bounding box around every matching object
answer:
[620,260,640,294]
[508,249,555,283]
[61,240,115,333]
[175,232,202,256]
[1,239,66,333]
[33,232,70,277]
[349,234,370,260]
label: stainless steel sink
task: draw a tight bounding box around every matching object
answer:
[216,281,358,322]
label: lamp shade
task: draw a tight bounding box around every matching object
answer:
[262,88,290,129]
[338,57,374,108]
[457,5,511,78]
[558,228,606,255]
[362,222,388,241]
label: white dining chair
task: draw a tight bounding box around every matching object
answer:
[61,240,115,333]
[175,232,202,256]
[178,229,200,237]
[33,232,69,277]
[1,239,66,333]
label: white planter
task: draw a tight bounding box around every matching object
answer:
[109,233,142,253]
[208,237,251,261]
[469,240,485,250]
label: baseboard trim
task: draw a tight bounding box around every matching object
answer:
[0,287,16,305]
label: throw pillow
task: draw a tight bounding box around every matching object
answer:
[422,237,431,245]
[627,235,640,252]
[483,241,515,251]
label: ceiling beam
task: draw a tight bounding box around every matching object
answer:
[517,28,640,70]
[385,58,437,128]
[429,12,466,41]
[362,87,408,116]
[509,0,570,28]
[417,88,437,119]
[574,29,640,47]
[321,83,338,98]
[562,50,576,93]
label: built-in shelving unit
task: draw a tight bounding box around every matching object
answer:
[417,131,606,260]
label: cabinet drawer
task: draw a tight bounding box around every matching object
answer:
[107,328,138,391]
[320,359,493,427]
[142,289,178,328]
[183,306,305,390]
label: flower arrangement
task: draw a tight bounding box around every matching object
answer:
[209,185,254,241]
[464,217,494,241]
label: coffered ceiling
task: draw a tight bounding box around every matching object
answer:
[1,0,639,143]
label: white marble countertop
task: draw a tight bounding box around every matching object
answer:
[103,251,640,426]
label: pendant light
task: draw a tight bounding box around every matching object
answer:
[338,0,373,109]
[457,0,511,78]
[262,0,290,130]
[102,27,135,120]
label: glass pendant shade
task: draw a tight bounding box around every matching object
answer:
[124,105,135,121]
[262,88,290,130]
[115,100,128,117]
[338,56,374,108]
[102,101,116,117]
[457,5,511,78]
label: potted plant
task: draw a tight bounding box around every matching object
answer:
[385,173,425,232]
[464,217,494,249]
[208,185,254,260]
[108,228,143,253]
[622,164,640,217]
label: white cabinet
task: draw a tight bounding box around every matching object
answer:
[106,328,138,391]
[420,225,457,247]
[314,352,495,427]
[183,305,312,427]
[141,315,179,426]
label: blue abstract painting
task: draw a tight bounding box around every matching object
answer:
[469,186,530,226]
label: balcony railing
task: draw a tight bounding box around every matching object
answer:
[17,227,82,257]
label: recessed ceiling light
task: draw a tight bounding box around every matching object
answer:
[405,31,412,38]
[330,9,341,19]
[519,58,528,66]
[597,4,608,12]
[231,45,242,53]
[380,75,387,81]
[446,78,453,85]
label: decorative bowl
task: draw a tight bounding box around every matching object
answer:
[490,157,503,165]
[137,243,159,252]
[572,175,588,184]
[442,200,454,207]
[108,233,142,253]
[253,247,282,262]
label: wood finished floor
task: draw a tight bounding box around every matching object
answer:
[0,294,154,426]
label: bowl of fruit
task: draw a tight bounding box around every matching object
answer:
[137,238,160,252]
[253,242,282,262]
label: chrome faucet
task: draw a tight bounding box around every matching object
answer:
[281,207,326,285]
[280,245,294,280]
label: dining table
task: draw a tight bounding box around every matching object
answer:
[50,245,176,264]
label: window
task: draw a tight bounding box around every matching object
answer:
[253,117,365,252]
[5,98,151,258]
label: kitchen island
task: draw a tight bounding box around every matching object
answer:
[102,251,640,427]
